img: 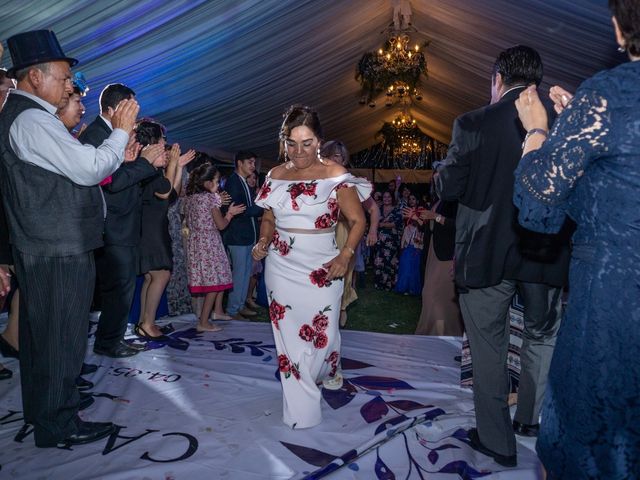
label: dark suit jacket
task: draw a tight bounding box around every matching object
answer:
[425,200,458,261]
[222,172,262,246]
[436,87,571,290]
[78,116,158,246]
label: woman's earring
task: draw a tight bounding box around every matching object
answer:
[618,44,626,53]
[317,147,327,165]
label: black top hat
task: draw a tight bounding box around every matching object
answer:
[6,30,78,79]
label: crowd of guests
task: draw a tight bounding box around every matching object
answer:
[1,0,639,475]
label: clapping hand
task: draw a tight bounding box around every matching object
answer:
[549,85,574,114]
[228,202,246,216]
[140,144,166,166]
[167,143,181,164]
[178,149,196,167]
[110,98,140,134]
[219,191,232,206]
[124,134,142,162]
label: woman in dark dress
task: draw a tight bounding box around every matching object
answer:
[514,1,640,476]
[374,191,403,290]
[135,120,194,340]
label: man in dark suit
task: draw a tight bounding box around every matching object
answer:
[436,45,570,467]
[79,83,160,358]
[223,151,262,319]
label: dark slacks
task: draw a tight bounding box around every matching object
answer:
[13,249,94,447]
[458,280,562,456]
[94,245,137,350]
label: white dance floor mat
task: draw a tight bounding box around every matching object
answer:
[0,314,540,479]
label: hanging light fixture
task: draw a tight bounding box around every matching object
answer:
[356,2,428,108]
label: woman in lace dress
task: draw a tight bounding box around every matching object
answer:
[514,1,640,476]
[253,105,371,429]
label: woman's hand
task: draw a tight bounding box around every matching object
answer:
[178,149,196,167]
[124,134,142,162]
[323,250,351,281]
[420,210,437,221]
[515,85,549,132]
[228,202,246,216]
[0,266,11,297]
[252,237,270,260]
[549,85,574,114]
[140,144,166,166]
[167,143,180,164]
[219,191,232,206]
[366,229,377,246]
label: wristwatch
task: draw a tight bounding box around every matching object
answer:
[435,214,443,224]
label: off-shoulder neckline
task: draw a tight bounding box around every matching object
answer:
[266,173,350,182]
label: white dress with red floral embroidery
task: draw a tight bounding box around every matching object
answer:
[254,173,372,428]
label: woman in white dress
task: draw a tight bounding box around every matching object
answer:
[253,105,372,429]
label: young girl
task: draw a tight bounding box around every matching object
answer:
[184,163,245,332]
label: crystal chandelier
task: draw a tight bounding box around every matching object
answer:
[356,29,428,107]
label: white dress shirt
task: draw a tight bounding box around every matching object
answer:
[8,90,127,186]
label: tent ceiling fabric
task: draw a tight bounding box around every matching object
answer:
[1,0,620,163]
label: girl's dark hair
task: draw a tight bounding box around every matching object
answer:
[278,104,323,161]
[186,162,218,196]
[609,0,640,56]
[135,118,166,147]
[319,140,349,166]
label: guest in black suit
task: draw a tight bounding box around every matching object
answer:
[79,83,162,358]
[435,45,571,467]
[222,151,263,319]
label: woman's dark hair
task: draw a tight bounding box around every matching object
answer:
[491,45,543,87]
[135,119,166,147]
[187,151,214,173]
[186,162,218,196]
[319,140,349,166]
[278,104,323,161]
[609,0,640,56]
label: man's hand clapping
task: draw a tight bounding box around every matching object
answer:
[140,144,166,166]
[110,98,140,134]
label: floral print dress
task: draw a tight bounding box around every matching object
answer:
[374,205,403,290]
[255,173,372,429]
[183,192,233,294]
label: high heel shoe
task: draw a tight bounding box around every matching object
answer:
[134,324,170,342]
[0,334,18,359]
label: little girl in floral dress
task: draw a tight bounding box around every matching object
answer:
[183,163,245,331]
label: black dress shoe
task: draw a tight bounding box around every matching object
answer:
[78,393,94,411]
[94,340,141,358]
[0,334,18,359]
[512,420,540,437]
[468,428,517,467]
[75,376,94,391]
[58,421,115,447]
[81,363,98,375]
[0,367,13,380]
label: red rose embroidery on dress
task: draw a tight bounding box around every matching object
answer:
[312,312,329,332]
[287,181,318,211]
[268,291,291,330]
[271,230,295,256]
[257,181,272,200]
[298,324,315,342]
[278,354,301,380]
[314,213,332,229]
[313,332,328,349]
[328,198,339,222]
[325,350,340,376]
[309,268,332,287]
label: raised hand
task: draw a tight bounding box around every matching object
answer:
[549,85,574,114]
[515,85,549,132]
[140,144,166,166]
[110,98,140,134]
[167,143,181,164]
[178,149,196,167]
[124,134,142,162]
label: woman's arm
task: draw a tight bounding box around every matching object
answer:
[252,208,276,260]
[212,202,246,231]
[325,187,366,281]
[363,197,379,246]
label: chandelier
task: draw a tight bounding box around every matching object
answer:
[356,30,428,107]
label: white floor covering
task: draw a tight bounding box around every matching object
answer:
[0,314,541,479]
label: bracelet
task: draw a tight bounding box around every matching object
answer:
[522,128,548,149]
[343,246,355,256]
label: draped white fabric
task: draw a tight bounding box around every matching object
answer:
[0,0,620,162]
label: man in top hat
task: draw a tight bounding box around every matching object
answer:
[0,30,139,448]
